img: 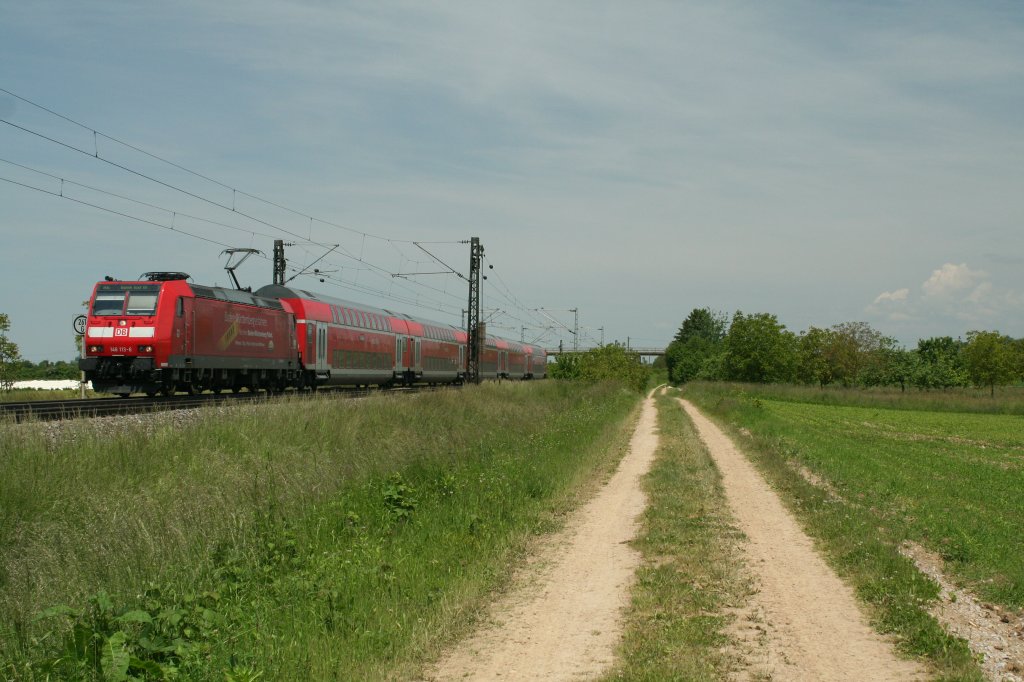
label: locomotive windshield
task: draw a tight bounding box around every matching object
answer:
[92,283,160,316]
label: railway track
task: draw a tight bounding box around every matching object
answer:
[0,385,448,424]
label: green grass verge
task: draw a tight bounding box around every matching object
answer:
[603,390,747,681]
[0,381,641,681]
[682,383,991,681]
[688,380,1024,415]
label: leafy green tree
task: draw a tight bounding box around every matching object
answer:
[672,308,727,344]
[548,353,581,381]
[858,335,903,387]
[722,311,797,383]
[0,313,22,391]
[548,345,649,392]
[7,359,80,380]
[962,330,1014,397]
[916,336,963,366]
[666,336,723,384]
[827,321,888,386]
[913,336,967,389]
[1010,338,1024,383]
[665,308,726,384]
[696,351,726,381]
[577,345,649,393]
[796,326,835,387]
[877,346,918,392]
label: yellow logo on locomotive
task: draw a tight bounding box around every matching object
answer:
[218,321,239,350]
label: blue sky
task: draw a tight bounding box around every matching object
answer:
[2,1,1023,361]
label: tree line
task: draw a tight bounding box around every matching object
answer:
[1,312,82,389]
[664,308,1024,396]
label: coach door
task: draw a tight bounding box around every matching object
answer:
[395,337,404,372]
[407,336,421,374]
[316,323,328,371]
[308,322,327,372]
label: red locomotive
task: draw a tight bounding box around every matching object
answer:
[79,273,546,396]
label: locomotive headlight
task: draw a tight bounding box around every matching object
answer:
[139,345,153,353]
[89,345,104,353]
[119,320,127,326]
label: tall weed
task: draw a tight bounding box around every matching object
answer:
[0,381,639,680]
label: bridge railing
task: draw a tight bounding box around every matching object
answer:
[544,347,665,357]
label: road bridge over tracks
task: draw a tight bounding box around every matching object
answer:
[545,346,664,359]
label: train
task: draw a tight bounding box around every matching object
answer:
[78,272,546,397]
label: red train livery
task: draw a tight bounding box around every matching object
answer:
[79,274,546,396]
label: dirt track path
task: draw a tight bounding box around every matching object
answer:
[678,398,929,681]
[427,392,659,681]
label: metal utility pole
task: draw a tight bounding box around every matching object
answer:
[571,308,579,352]
[466,237,483,384]
[532,307,581,350]
[273,239,287,285]
[598,326,604,346]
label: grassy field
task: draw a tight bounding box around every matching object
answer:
[0,381,641,680]
[682,382,1019,679]
[693,380,1024,415]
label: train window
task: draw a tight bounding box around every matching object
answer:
[126,291,158,316]
[93,283,160,316]
[93,294,125,316]
[176,298,184,317]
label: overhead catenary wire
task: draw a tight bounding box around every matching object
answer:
[0,169,461,314]
[0,156,310,245]
[0,86,549,333]
[0,174,234,249]
[0,86,461,246]
[1,118,463,313]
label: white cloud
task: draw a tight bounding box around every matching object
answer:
[966,281,993,304]
[866,262,1024,339]
[873,288,909,304]
[921,263,986,299]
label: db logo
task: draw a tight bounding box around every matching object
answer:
[115,328,129,337]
